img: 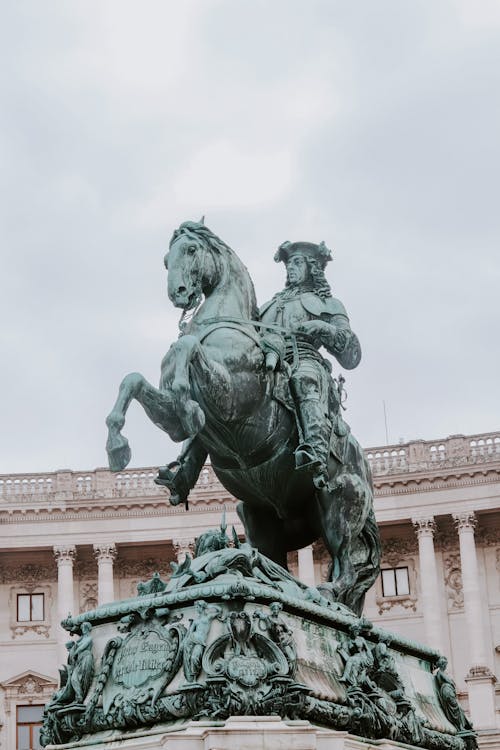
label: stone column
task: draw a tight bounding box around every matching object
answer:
[412,517,444,654]
[453,512,497,728]
[173,538,196,563]
[297,545,316,587]
[93,543,117,605]
[53,545,76,666]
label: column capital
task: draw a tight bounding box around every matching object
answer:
[412,516,436,537]
[453,511,477,532]
[53,545,76,565]
[93,543,117,563]
[173,537,196,561]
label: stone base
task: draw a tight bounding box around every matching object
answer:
[46,715,424,750]
[41,543,474,750]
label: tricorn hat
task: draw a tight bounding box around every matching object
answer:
[274,240,332,269]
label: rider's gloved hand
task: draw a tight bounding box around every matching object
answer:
[155,462,189,506]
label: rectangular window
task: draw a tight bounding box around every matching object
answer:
[17,593,44,622]
[381,567,410,597]
[17,705,44,749]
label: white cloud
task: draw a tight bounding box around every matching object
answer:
[171,140,295,210]
[1,0,499,472]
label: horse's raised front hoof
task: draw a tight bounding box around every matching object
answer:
[181,400,206,436]
[106,433,132,471]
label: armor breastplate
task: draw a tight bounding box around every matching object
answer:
[261,295,314,332]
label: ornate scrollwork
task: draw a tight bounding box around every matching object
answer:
[41,530,476,750]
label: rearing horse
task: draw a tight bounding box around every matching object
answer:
[106,220,380,615]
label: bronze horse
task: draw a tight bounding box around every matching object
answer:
[106,221,380,614]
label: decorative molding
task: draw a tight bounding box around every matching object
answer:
[0,562,56,584]
[1,670,57,709]
[374,469,500,495]
[0,500,234,523]
[465,665,497,681]
[11,623,50,639]
[74,560,96,578]
[380,537,418,567]
[115,558,171,579]
[434,531,458,552]
[442,550,464,611]
[477,528,500,547]
[93,543,117,563]
[173,537,196,562]
[453,512,477,532]
[53,545,76,565]
[79,582,98,613]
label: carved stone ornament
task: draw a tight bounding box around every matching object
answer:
[0,562,57,585]
[477,527,500,547]
[115,557,171,579]
[413,517,437,538]
[93,543,117,563]
[442,551,464,611]
[453,512,477,533]
[173,537,196,562]
[53,545,77,565]
[41,532,474,750]
[380,537,418,567]
[79,582,98,613]
[1,670,57,711]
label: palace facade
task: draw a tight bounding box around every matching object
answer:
[1,429,499,749]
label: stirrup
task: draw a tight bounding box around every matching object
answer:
[294,444,322,472]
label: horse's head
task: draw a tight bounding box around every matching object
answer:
[165,219,221,310]
[165,219,258,319]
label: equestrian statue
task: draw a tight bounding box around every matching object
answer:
[106,220,381,615]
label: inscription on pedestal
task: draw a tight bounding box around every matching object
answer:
[103,622,182,713]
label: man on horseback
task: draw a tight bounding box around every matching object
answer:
[107,220,380,613]
[260,240,361,489]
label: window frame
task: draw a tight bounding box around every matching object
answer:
[10,584,52,639]
[381,566,410,598]
[16,592,45,623]
[16,703,44,750]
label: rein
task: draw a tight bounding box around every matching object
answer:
[187,316,300,368]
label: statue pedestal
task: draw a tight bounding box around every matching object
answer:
[41,543,475,750]
[45,715,429,750]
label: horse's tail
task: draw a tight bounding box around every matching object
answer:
[346,507,382,616]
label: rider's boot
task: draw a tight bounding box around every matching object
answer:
[294,398,331,489]
[156,437,208,507]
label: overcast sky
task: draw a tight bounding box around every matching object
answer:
[1,1,499,475]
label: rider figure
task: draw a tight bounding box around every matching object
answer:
[260,240,361,489]
[157,238,361,500]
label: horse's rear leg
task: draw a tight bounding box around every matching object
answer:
[106,373,188,471]
[315,469,372,614]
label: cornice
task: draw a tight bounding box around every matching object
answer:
[373,467,500,495]
[0,498,236,524]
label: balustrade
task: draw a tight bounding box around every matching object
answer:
[365,430,500,476]
[0,430,499,505]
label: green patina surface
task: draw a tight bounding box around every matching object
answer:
[41,222,476,749]
[106,221,380,616]
[41,532,476,750]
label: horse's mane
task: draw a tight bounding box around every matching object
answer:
[170,220,258,318]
